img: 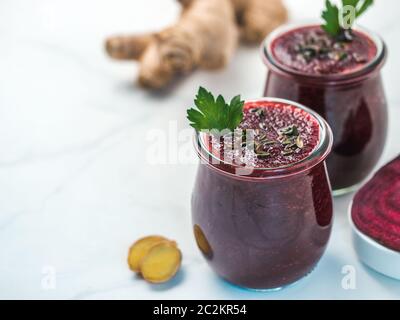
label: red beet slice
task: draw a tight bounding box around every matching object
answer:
[351,155,400,252]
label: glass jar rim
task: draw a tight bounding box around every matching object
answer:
[261,23,387,84]
[194,98,333,180]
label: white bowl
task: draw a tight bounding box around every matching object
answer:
[348,201,400,280]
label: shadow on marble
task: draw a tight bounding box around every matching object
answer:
[209,253,350,299]
[113,76,188,99]
[113,81,143,96]
[360,262,400,295]
[142,267,186,292]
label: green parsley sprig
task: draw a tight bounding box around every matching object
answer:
[322,0,374,39]
[187,87,244,132]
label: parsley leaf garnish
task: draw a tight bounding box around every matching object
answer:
[355,0,374,18]
[187,87,244,132]
[322,0,341,37]
[322,0,374,38]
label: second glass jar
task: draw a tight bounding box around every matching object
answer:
[262,24,388,195]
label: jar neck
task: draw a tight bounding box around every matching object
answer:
[194,98,333,181]
[262,23,387,86]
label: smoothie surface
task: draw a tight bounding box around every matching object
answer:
[271,26,377,75]
[209,101,320,169]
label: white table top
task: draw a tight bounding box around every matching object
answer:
[0,0,399,299]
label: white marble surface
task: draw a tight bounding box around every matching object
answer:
[0,0,399,299]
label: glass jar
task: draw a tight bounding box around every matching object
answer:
[262,24,388,195]
[191,98,333,290]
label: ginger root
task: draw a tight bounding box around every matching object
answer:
[105,0,287,89]
[127,235,175,272]
[140,242,182,283]
[232,0,288,43]
[106,0,237,89]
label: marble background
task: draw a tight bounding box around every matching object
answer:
[0,0,399,299]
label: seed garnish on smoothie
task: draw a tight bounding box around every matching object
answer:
[187,87,320,170]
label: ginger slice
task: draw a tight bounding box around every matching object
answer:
[140,242,182,284]
[127,235,175,272]
[193,224,213,258]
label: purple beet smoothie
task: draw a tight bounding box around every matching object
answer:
[263,25,387,192]
[192,100,333,289]
[271,25,377,75]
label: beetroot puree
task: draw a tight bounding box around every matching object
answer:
[352,156,400,252]
[192,99,333,289]
[271,25,377,75]
[209,101,320,169]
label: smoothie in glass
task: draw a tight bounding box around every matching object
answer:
[192,98,333,290]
